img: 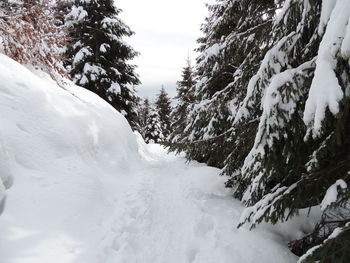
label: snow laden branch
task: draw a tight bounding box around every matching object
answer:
[303,0,350,137]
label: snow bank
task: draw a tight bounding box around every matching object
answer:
[0,137,13,215]
[0,54,140,262]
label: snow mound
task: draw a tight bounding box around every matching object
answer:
[0,54,140,262]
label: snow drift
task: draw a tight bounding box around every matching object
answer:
[0,54,140,262]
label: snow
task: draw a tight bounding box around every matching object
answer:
[101,17,122,29]
[341,16,350,57]
[82,63,106,82]
[276,0,293,25]
[320,179,348,211]
[318,0,337,35]
[0,55,297,263]
[107,82,121,95]
[198,43,221,67]
[233,32,296,125]
[239,58,313,203]
[303,0,350,135]
[99,43,110,53]
[0,54,139,262]
[73,47,92,67]
[107,143,297,263]
[0,141,13,214]
[296,222,349,263]
[66,5,88,27]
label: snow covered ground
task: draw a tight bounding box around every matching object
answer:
[0,55,297,263]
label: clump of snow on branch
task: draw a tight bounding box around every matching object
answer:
[321,179,348,211]
[303,0,350,136]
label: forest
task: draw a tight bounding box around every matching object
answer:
[0,0,349,262]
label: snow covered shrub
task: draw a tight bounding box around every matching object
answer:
[0,0,67,80]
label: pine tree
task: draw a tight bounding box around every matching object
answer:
[144,107,163,144]
[155,87,172,139]
[168,58,196,146]
[64,0,140,129]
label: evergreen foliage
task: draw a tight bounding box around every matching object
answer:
[168,58,196,144]
[155,87,172,139]
[235,3,350,262]
[139,98,151,138]
[64,0,140,129]
[168,0,350,261]
[54,0,74,26]
[144,107,164,144]
[168,0,276,168]
[2,0,350,261]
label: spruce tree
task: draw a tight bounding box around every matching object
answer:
[168,58,196,145]
[167,0,350,260]
[64,0,140,129]
[169,0,276,168]
[155,87,172,139]
[235,1,350,262]
[139,98,151,138]
[54,0,74,26]
[144,108,163,144]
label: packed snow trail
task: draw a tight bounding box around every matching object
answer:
[0,55,297,263]
[98,140,297,263]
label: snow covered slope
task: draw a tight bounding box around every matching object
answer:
[0,55,296,263]
[0,54,141,262]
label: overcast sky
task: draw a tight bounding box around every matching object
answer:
[116,0,211,100]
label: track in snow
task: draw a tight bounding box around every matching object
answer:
[100,144,297,263]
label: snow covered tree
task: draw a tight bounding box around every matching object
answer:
[144,107,164,144]
[155,87,172,139]
[165,0,349,260]
[168,58,196,146]
[139,98,151,138]
[54,0,74,26]
[64,0,140,129]
[169,0,276,168]
[0,0,67,80]
[234,1,350,262]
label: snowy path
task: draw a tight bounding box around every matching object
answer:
[0,142,296,263]
[0,54,298,263]
[98,143,297,263]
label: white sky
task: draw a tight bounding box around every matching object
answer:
[116,0,211,100]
